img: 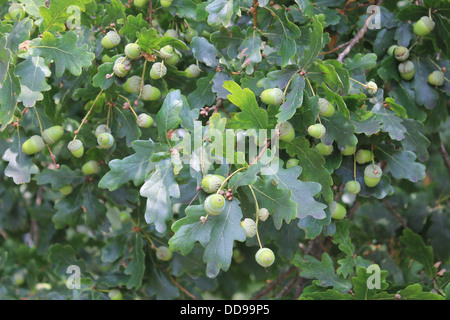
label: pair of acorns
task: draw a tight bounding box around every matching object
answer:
[21,126,64,155]
[343,149,383,195]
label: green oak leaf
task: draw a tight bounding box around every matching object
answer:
[115,107,141,147]
[124,233,145,290]
[299,15,324,69]
[190,37,220,67]
[15,56,51,107]
[205,0,234,26]
[401,119,430,162]
[372,104,407,141]
[277,75,305,122]
[187,72,216,109]
[0,65,20,131]
[351,266,389,300]
[92,62,114,90]
[238,28,264,75]
[321,112,358,150]
[400,228,436,279]
[39,0,92,33]
[156,90,185,146]
[119,14,148,42]
[100,0,126,28]
[34,165,84,190]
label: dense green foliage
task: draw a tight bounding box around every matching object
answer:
[0,0,449,300]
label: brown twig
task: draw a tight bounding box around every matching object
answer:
[319,40,351,56]
[149,0,153,28]
[252,0,258,29]
[382,199,408,229]
[251,266,297,300]
[157,265,200,300]
[337,0,383,63]
[439,142,450,177]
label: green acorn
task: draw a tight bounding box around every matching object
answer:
[428,71,444,86]
[108,289,123,301]
[133,0,148,8]
[156,246,173,261]
[8,3,25,21]
[159,45,174,60]
[307,124,326,139]
[241,218,257,238]
[97,132,114,149]
[137,113,154,128]
[101,31,121,49]
[42,126,64,145]
[398,60,415,81]
[59,185,73,196]
[330,201,347,220]
[185,64,201,78]
[366,81,378,96]
[258,208,270,222]
[201,174,226,193]
[204,194,226,216]
[318,98,335,117]
[341,145,356,156]
[315,142,333,156]
[394,46,410,62]
[95,125,111,138]
[67,139,84,158]
[113,57,131,77]
[286,158,299,168]
[355,149,373,164]
[161,0,173,8]
[149,62,167,79]
[122,75,142,93]
[124,43,141,60]
[387,45,398,56]
[184,28,197,43]
[364,164,382,187]
[141,84,161,101]
[345,180,361,194]
[260,88,284,106]
[413,16,435,37]
[255,248,275,267]
[164,29,178,39]
[276,121,295,142]
[22,135,45,155]
[81,160,100,175]
[119,211,131,223]
[165,51,181,65]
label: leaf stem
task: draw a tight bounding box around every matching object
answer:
[72,89,104,142]
[215,166,246,194]
[249,185,263,249]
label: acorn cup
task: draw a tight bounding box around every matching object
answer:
[185,64,201,78]
[122,76,142,93]
[394,46,409,62]
[366,81,378,96]
[22,135,45,155]
[428,71,444,87]
[413,16,435,37]
[318,98,335,117]
[398,60,415,81]
[159,45,174,60]
[141,84,161,101]
[204,194,226,216]
[67,139,84,158]
[95,124,111,138]
[137,113,154,128]
[124,43,141,60]
[255,248,275,267]
[101,30,121,49]
[42,126,64,145]
[113,57,131,77]
[201,174,226,193]
[149,62,167,79]
[258,208,270,222]
[241,218,257,238]
[260,88,284,106]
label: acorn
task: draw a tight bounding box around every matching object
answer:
[341,145,356,156]
[97,132,114,149]
[8,3,25,21]
[59,185,73,196]
[113,57,131,77]
[122,75,142,93]
[133,0,148,8]
[149,62,167,79]
[364,164,382,187]
[315,142,333,156]
[258,208,270,222]
[204,194,226,216]
[318,98,335,117]
[413,16,435,37]
[184,28,198,43]
[307,124,326,139]
[185,64,201,78]
[398,60,415,81]
[201,174,226,193]
[345,180,361,194]
[101,30,121,49]
[141,84,161,101]
[164,29,178,38]
[394,46,409,62]
[119,211,131,223]
[260,88,284,106]
[67,139,84,158]
[124,43,141,60]
[165,51,181,65]
[137,113,154,128]
[366,81,378,96]
[159,45,174,60]
[95,125,111,138]
[387,45,398,56]
[81,160,100,175]
[330,201,346,220]
[286,158,299,168]
[161,0,173,8]
[276,121,295,142]
[156,246,173,261]
[42,126,64,145]
[355,149,373,164]
[428,70,444,87]
[22,135,45,155]
[255,248,275,267]
[108,289,123,301]
[241,218,257,238]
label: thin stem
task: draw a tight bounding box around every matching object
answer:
[106,104,112,129]
[353,153,357,181]
[350,77,369,88]
[135,60,148,103]
[215,166,246,194]
[72,89,104,142]
[305,77,315,96]
[249,185,263,249]
[33,107,44,135]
